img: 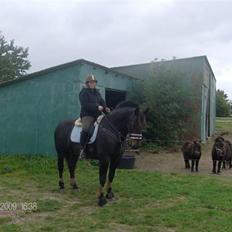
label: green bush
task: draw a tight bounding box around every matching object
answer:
[130,62,194,146]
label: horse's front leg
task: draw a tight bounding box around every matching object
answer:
[106,153,122,200]
[98,157,109,207]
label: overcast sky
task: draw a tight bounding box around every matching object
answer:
[1,0,232,99]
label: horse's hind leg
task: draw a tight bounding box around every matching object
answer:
[67,154,79,190]
[58,154,65,190]
[98,157,109,206]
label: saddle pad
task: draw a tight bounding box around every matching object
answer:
[70,123,99,144]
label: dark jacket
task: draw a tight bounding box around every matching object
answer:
[79,87,106,118]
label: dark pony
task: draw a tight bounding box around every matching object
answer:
[54,100,148,206]
[212,136,226,174]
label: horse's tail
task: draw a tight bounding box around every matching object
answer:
[54,119,75,156]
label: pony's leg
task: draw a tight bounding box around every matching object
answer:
[98,157,109,206]
[217,160,222,174]
[106,153,121,200]
[57,154,65,190]
[212,160,216,174]
[67,154,79,190]
[222,161,226,169]
[196,159,199,172]
[185,160,190,169]
[191,160,194,172]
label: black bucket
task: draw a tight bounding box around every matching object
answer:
[118,154,136,169]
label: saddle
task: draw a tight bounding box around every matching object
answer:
[74,115,104,127]
[70,115,104,143]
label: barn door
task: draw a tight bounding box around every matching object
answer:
[201,85,209,142]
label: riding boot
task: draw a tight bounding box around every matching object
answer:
[80,130,89,159]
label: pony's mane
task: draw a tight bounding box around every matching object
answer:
[115,100,139,109]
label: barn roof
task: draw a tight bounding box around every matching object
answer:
[111,55,216,81]
[0,59,137,88]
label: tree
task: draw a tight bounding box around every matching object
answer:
[216,89,231,117]
[0,32,31,82]
[230,100,232,115]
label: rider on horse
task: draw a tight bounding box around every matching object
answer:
[79,74,110,157]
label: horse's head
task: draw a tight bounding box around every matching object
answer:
[214,136,225,158]
[193,140,201,157]
[111,101,149,147]
[115,101,148,133]
[126,107,149,148]
[127,107,148,135]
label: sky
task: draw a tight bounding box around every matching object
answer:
[1,0,232,99]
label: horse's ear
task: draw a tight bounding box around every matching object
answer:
[143,108,149,115]
[215,136,224,142]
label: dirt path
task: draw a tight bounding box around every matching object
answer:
[135,134,232,176]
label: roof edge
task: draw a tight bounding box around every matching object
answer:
[111,55,209,69]
[0,58,138,88]
[112,55,216,81]
[202,56,216,81]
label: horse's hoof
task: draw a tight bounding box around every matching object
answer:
[72,185,80,192]
[59,188,65,194]
[106,191,115,200]
[98,195,107,207]
[59,181,64,189]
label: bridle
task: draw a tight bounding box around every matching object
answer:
[101,112,143,144]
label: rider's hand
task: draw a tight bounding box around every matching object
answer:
[105,107,111,113]
[98,105,104,111]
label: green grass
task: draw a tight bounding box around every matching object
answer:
[0,118,232,231]
[216,117,232,134]
[1,155,232,232]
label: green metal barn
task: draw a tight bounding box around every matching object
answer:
[0,56,216,155]
[0,59,136,155]
[112,56,216,143]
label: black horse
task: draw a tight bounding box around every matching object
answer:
[212,136,226,174]
[54,101,148,206]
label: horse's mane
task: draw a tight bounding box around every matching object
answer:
[115,100,139,109]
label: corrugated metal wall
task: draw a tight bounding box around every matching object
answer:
[0,61,134,155]
[201,59,216,141]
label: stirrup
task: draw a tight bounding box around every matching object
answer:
[79,149,86,160]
